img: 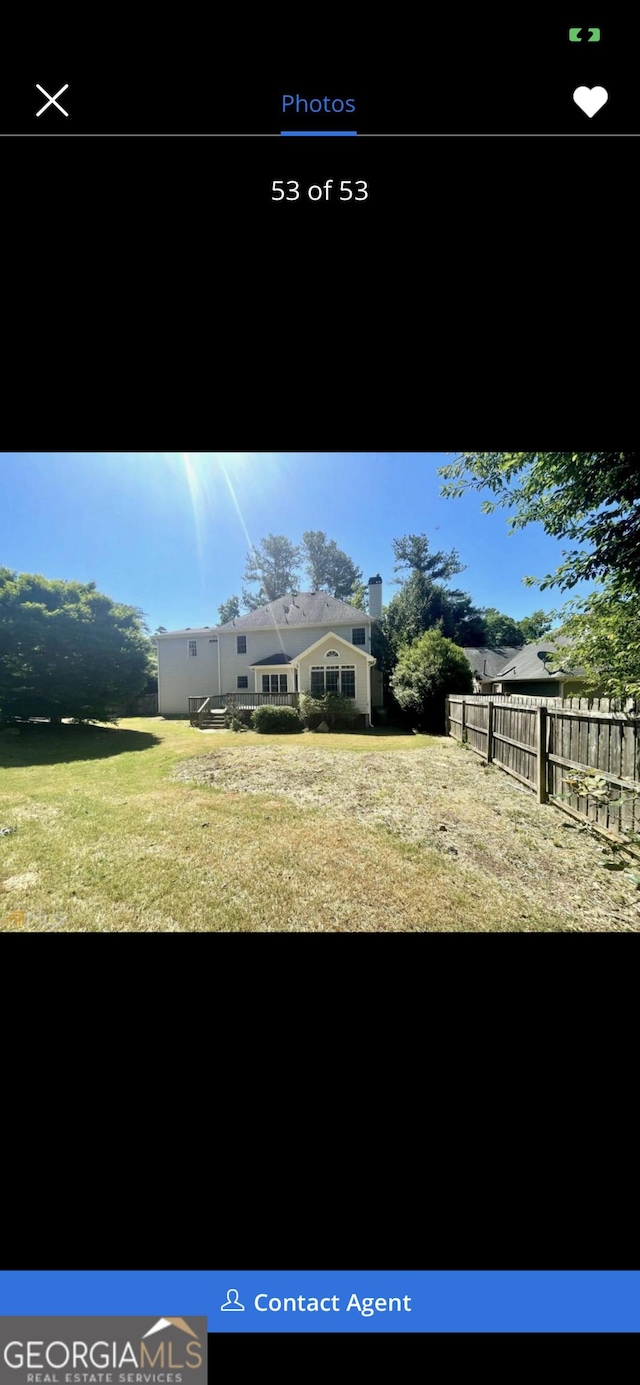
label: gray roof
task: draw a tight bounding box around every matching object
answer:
[462,647,522,680]
[249,652,294,667]
[155,628,216,638]
[493,638,583,681]
[217,592,371,632]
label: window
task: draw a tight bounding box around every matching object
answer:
[262,674,270,693]
[237,676,249,689]
[325,649,340,658]
[279,674,288,693]
[237,635,247,654]
[311,666,355,696]
[352,628,366,646]
[188,640,197,658]
[341,667,356,698]
[270,675,279,694]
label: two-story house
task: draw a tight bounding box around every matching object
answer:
[156,576,384,725]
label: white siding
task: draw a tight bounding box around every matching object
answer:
[157,636,220,714]
[297,635,371,716]
[157,620,374,714]
[219,622,370,691]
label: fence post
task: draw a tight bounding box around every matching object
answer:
[460,698,466,743]
[536,705,548,803]
[486,698,494,763]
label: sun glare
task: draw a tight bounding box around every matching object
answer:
[176,452,294,653]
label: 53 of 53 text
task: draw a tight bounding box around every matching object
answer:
[271,180,368,201]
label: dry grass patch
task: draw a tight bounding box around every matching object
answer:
[1,718,637,931]
[173,738,640,932]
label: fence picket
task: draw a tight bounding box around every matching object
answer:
[445,694,640,845]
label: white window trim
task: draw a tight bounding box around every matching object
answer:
[257,671,289,692]
[188,640,198,657]
[352,627,366,646]
[237,676,249,689]
[236,635,247,654]
[310,663,357,699]
[340,664,357,700]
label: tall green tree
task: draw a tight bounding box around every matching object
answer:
[217,594,241,625]
[516,609,553,643]
[349,580,369,612]
[0,569,151,723]
[554,588,640,701]
[439,452,640,697]
[479,607,525,647]
[392,533,465,583]
[301,530,363,600]
[438,452,640,592]
[382,533,485,656]
[391,629,473,731]
[442,591,489,644]
[242,534,301,609]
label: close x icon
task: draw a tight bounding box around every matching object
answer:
[35,83,69,117]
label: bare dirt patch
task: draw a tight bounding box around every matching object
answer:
[172,740,640,931]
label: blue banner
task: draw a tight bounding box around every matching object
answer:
[1,1271,640,1332]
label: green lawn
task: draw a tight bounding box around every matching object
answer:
[1,718,636,932]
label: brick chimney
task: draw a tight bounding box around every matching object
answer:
[368,574,382,619]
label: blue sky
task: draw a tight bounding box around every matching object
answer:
[0,453,591,631]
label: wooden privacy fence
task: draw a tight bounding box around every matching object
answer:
[446,695,640,841]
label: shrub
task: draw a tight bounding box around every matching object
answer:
[391,629,473,732]
[299,690,359,730]
[251,704,303,734]
[299,692,323,721]
[224,706,253,729]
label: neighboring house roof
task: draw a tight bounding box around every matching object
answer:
[493,638,583,681]
[249,652,295,667]
[461,647,522,680]
[217,593,371,632]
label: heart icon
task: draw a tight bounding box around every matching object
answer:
[573,86,608,117]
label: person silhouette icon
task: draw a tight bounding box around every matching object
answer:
[221,1289,245,1311]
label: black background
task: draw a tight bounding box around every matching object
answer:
[3,130,633,449]
[2,14,635,446]
[0,19,631,133]
[1,10,638,1362]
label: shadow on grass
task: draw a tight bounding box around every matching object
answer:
[0,723,161,767]
[324,724,417,738]
[364,725,416,737]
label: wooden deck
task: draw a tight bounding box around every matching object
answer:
[188,692,299,726]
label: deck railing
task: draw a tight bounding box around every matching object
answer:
[189,691,299,724]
